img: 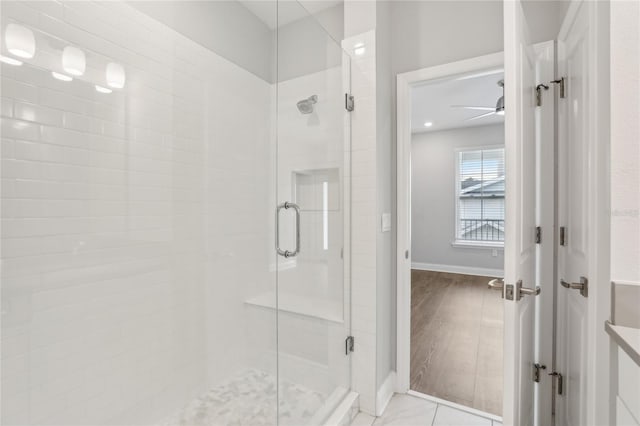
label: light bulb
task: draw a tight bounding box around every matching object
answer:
[106,62,125,89]
[62,46,86,76]
[5,24,35,59]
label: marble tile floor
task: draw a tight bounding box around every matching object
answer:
[161,368,326,426]
[353,394,502,426]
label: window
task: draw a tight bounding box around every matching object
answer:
[456,147,505,245]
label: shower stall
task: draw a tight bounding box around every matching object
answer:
[0,1,352,424]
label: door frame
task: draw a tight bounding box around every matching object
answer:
[395,46,557,419]
[395,51,504,394]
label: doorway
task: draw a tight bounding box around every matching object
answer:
[397,39,558,424]
[406,64,506,417]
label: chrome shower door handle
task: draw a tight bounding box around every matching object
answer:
[276,202,301,258]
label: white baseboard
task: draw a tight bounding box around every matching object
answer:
[323,391,359,426]
[411,262,503,278]
[376,371,396,417]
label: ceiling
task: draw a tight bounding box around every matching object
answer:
[411,69,505,134]
[239,0,342,29]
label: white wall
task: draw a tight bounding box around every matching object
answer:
[411,124,505,272]
[277,4,344,82]
[610,2,640,424]
[610,0,640,285]
[128,0,275,82]
[374,0,395,406]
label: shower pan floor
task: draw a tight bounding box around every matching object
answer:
[162,368,326,426]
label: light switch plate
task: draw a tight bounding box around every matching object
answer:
[381,213,391,232]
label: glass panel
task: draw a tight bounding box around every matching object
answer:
[0,1,278,425]
[276,1,351,424]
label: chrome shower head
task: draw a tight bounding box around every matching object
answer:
[297,95,318,114]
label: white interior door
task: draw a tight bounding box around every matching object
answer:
[503,1,539,425]
[556,2,591,425]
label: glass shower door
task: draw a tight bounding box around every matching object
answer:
[275,2,352,424]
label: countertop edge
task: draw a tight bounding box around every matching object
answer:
[605,320,640,367]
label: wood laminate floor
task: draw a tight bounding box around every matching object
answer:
[410,270,504,416]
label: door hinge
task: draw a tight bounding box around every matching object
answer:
[345,93,355,112]
[405,250,409,259]
[549,371,564,395]
[560,226,567,246]
[536,226,542,244]
[533,363,547,383]
[345,335,354,354]
[550,77,566,98]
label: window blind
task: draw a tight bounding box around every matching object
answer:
[457,148,505,242]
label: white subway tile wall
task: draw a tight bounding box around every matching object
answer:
[343,30,378,415]
[1,1,275,425]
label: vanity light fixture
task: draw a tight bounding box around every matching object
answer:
[5,24,35,59]
[62,46,86,76]
[106,62,125,89]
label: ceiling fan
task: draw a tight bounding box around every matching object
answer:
[451,79,505,121]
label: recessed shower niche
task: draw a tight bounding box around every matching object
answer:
[289,167,343,317]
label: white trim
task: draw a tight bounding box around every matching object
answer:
[395,51,504,394]
[451,240,504,249]
[375,371,396,417]
[586,1,611,424]
[411,262,503,278]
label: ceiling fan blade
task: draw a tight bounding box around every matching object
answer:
[466,111,496,121]
[450,105,495,111]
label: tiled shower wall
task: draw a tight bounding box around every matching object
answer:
[0,1,273,424]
